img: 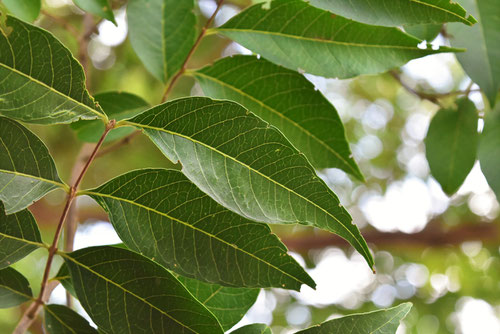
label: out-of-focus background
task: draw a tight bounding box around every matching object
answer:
[1,0,499,333]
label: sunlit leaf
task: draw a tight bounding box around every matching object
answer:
[308,0,476,27]
[126,97,374,269]
[425,98,478,195]
[296,302,412,334]
[0,266,32,308]
[448,0,500,106]
[0,16,104,124]
[44,304,98,334]
[73,0,116,24]
[63,246,223,333]
[84,168,315,290]
[0,202,43,269]
[0,117,66,214]
[479,112,500,201]
[127,0,196,82]
[193,55,362,179]
[216,0,460,79]
[2,0,41,22]
[231,324,272,334]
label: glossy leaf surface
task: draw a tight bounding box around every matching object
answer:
[0,203,43,269]
[0,117,65,214]
[308,0,475,27]
[3,0,41,22]
[63,246,223,334]
[0,16,104,124]
[127,97,373,269]
[73,0,116,24]
[296,302,412,334]
[217,0,459,79]
[127,0,196,82]
[44,304,98,334]
[0,266,32,308]
[448,0,500,106]
[425,98,478,195]
[193,55,362,179]
[86,168,314,290]
[231,324,272,334]
[479,113,500,202]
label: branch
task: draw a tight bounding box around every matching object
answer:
[41,10,80,38]
[13,120,116,334]
[160,0,225,102]
[78,13,99,89]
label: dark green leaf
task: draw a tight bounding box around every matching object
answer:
[73,0,116,24]
[0,202,43,269]
[0,117,66,213]
[63,246,223,334]
[295,302,412,334]
[127,0,196,82]
[216,0,460,79]
[44,304,98,334]
[71,91,148,143]
[178,276,259,331]
[55,263,75,297]
[84,168,315,290]
[479,112,500,201]
[193,55,362,179]
[448,0,500,106]
[0,266,32,308]
[308,0,476,27]
[404,24,442,41]
[231,324,272,334]
[126,97,373,269]
[425,98,478,195]
[2,0,41,22]
[0,16,105,124]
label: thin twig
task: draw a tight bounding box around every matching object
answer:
[13,120,116,334]
[78,13,99,89]
[95,131,141,158]
[41,9,80,38]
[160,0,225,102]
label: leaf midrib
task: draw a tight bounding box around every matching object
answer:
[409,0,475,25]
[0,231,46,249]
[43,306,79,334]
[0,169,68,189]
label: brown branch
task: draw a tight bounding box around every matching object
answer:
[13,120,116,334]
[95,130,141,158]
[41,10,80,38]
[160,0,225,102]
[78,13,99,89]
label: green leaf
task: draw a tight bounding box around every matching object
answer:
[0,117,66,214]
[71,91,148,143]
[84,168,315,290]
[73,0,116,24]
[193,55,362,179]
[0,16,105,124]
[0,202,43,269]
[404,24,442,41]
[177,276,259,331]
[448,0,500,106]
[0,266,33,308]
[44,304,98,334]
[478,112,500,202]
[54,263,75,297]
[231,324,272,334]
[295,302,412,334]
[127,0,197,82]
[63,246,223,334]
[425,98,478,195]
[308,0,476,27]
[2,0,41,22]
[126,97,374,269]
[216,0,461,79]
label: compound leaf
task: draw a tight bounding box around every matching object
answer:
[44,304,98,334]
[0,266,33,308]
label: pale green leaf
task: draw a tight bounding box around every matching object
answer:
[0,16,105,124]
[0,117,66,214]
[478,112,500,202]
[177,276,259,331]
[193,55,362,179]
[71,91,148,143]
[0,202,43,269]
[84,168,315,290]
[44,304,98,334]
[448,0,500,106]
[231,324,272,334]
[2,0,41,22]
[0,266,33,308]
[404,24,442,41]
[296,302,412,334]
[425,98,478,195]
[216,0,461,79]
[308,0,475,27]
[127,0,197,82]
[73,0,116,24]
[126,97,374,269]
[63,246,223,334]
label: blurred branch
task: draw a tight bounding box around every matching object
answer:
[78,13,99,89]
[41,10,79,38]
[95,131,141,158]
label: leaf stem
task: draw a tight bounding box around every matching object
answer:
[13,120,116,334]
[160,0,225,103]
